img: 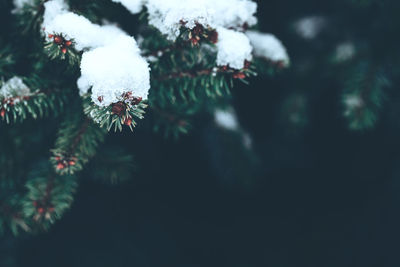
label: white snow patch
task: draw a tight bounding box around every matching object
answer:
[344,95,363,109]
[214,108,239,131]
[242,132,253,149]
[334,42,355,62]
[43,10,126,50]
[211,0,257,30]
[216,28,252,70]
[343,94,364,116]
[0,77,30,99]
[145,0,257,41]
[77,76,91,96]
[246,31,289,66]
[79,35,150,106]
[294,16,326,40]
[42,0,69,31]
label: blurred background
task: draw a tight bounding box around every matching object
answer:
[2,0,400,266]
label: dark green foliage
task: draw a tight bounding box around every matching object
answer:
[22,162,77,232]
[5,0,384,239]
[2,1,400,265]
[279,93,309,135]
[349,0,380,7]
[341,62,389,130]
[253,58,287,77]
[0,0,283,236]
[68,0,120,24]
[0,161,77,235]
[0,46,16,76]
[151,106,194,139]
[206,125,261,190]
[14,0,46,35]
[85,146,136,184]
[50,109,107,175]
[0,194,29,236]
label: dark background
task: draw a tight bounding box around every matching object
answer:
[4,0,400,266]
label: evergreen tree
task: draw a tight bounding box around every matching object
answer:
[1,1,400,265]
[0,0,288,235]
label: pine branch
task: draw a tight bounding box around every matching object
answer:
[14,0,47,35]
[0,46,16,76]
[0,196,30,235]
[139,25,254,105]
[155,64,253,81]
[22,162,77,232]
[50,110,107,175]
[44,34,80,66]
[342,61,390,130]
[85,146,136,185]
[0,88,66,124]
[84,94,148,132]
[253,58,288,76]
[151,106,193,138]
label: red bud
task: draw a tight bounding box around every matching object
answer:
[124,117,132,125]
[56,163,65,170]
[132,97,142,105]
[233,72,246,79]
[54,36,63,44]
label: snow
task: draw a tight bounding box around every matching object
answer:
[111,0,145,14]
[211,0,257,30]
[76,76,91,96]
[334,42,355,62]
[145,0,257,41]
[343,94,364,116]
[0,77,30,99]
[246,31,289,66]
[42,0,69,30]
[215,108,253,149]
[242,132,253,149]
[79,35,150,107]
[12,0,35,13]
[43,6,126,51]
[294,16,326,40]
[43,0,151,107]
[214,108,239,131]
[216,28,252,70]
[344,95,363,109]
